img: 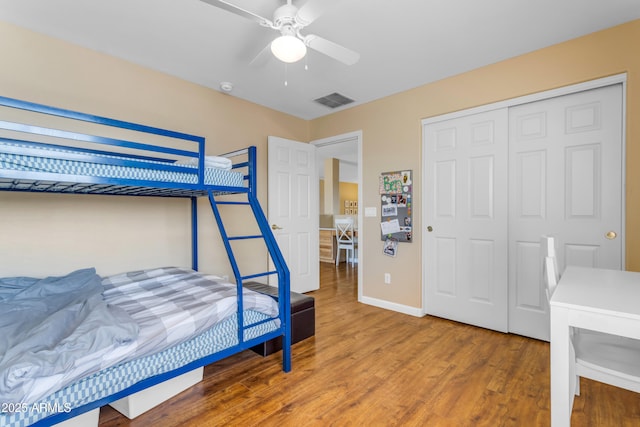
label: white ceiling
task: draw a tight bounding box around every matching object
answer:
[1,0,639,122]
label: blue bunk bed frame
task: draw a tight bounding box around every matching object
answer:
[0,95,291,426]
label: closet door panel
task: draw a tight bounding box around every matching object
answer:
[514,241,545,311]
[423,82,623,340]
[566,144,600,218]
[425,109,509,332]
[508,84,623,341]
[515,150,546,219]
[469,155,494,218]
[435,237,457,296]
[469,239,494,302]
[565,243,599,267]
[435,160,456,218]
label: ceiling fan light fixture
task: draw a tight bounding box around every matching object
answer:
[271,35,307,63]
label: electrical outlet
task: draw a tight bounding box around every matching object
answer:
[384,273,391,284]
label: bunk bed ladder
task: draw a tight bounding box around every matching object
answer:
[206,147,291,372]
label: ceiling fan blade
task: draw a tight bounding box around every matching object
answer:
[249,42,273,67]
[304,34,360,66]
[199,0,273,27]
[295,0,341,26]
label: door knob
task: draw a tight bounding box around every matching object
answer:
[427,226,433,232]
[271,224,283,230]
[605,231,617,240]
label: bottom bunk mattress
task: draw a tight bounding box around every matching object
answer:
[0,267,280,427]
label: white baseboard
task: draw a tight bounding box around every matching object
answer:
[359,295,424,317]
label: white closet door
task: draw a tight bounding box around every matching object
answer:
[424,109,509,332]
[508,84,623,340]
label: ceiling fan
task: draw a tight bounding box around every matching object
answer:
[200,0,360,66]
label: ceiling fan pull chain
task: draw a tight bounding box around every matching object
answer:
[284,64,288,87]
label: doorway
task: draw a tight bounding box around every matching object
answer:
[311,131,363,300]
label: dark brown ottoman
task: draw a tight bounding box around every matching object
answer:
[244,281,315,356]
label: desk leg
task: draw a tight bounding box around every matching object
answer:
[550,306,572,427]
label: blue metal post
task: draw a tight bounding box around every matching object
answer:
[207,191,245,345]
[191,196,198,271]
[245,146,291,372]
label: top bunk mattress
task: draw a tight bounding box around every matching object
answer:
[0,140,245,195]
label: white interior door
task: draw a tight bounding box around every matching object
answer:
[508,84,623,340]
[424,108,509,332]
[267,136,319,293]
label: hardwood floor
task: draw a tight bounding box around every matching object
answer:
[99,263,639,426]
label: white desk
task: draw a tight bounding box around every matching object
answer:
[550,266,640,426]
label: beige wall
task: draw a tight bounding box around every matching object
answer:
[319,180,359,215]
[310,19,640,309]
[339,182,358,214]
[0,21,308,278]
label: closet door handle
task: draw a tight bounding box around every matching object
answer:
[427,226,433,232]
[271,224,283,230]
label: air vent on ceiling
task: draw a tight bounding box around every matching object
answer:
[314,92,355,109]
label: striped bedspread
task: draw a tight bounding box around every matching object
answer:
[101,267,280,364]
[1,311,278,427]
[1,267,279,408]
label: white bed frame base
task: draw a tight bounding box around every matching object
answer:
[109,367,204,419]
[54,408,99,427]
